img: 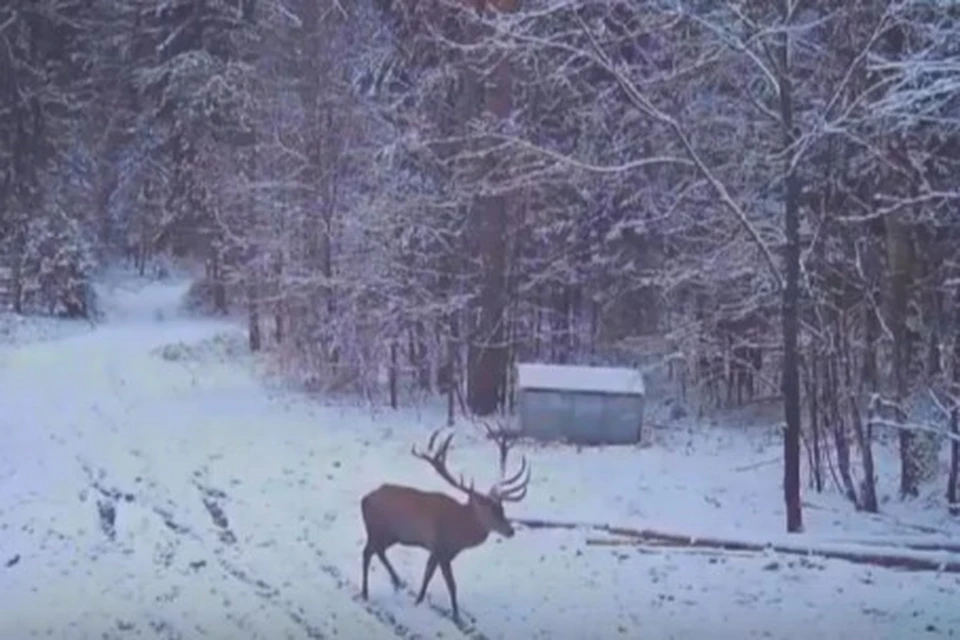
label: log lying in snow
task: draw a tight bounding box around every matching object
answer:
[514,518,960,574]
[587,538,758,559]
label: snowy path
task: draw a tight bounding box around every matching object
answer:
[1,275,959,639]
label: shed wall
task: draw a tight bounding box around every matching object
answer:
[519,389,644,445]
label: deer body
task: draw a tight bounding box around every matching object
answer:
[362,484,492,553]
[359,427,529,621]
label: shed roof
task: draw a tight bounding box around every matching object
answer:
[516,363,645,395]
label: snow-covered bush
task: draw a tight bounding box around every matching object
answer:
[19,211,99,318]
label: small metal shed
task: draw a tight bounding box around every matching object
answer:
[516,363,645,445]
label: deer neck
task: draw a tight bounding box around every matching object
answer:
[457,499,490,550]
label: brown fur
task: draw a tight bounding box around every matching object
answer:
[360,483,513,621]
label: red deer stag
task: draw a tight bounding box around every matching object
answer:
[360,427,530,621]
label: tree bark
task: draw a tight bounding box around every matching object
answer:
[886,212,918,498]
[827,354,859,507]
[210,241,227,314]
[808,354,823,492]
[465,23,512,417]
[273,252,284,345]
[777,3,803,532]
[10,225,24,314]
[389,341,399,410]
[247,281,261,352]
[949,305,960,510]
[851,394,878,513]
[862,303,879,392]
[949,404,959,512]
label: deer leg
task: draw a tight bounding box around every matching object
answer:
[361,543,374,599]
[415,554,439,605]
[439,559,459,622]
[377,550,403,589]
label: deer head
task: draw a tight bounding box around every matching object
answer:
[411,427,530,537]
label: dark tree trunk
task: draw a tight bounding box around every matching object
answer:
[777,12,803,532]
[414,322,430,391]
[10,227,24,314]
[928,326,941,377]
[447,308,461,427]
[466,43,511,417]
[827,354,859,507]
[273,250,284,345]
[247,282,261,352]
[246,140,260,351]
[533,307,542,359]
[863,306,879,392]
[808,353,823,492]
[949,304,960,510]
[886,213,918,498]
[466,196,509,415]
[389,341,399,410]
[851,395,878,513]
[210,243,227,314]
[552,284,571,364]
[949,405,959,511]
[273,308,283,345]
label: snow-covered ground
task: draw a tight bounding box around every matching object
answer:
[1,270,958,639]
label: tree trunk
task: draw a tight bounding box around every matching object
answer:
[862,305,879,392]
[827,354,859,507]
[389,341,399,410]
[210,242,227,314]
[851,395,878,513]
[886,213,918,498]
[808,353,823,492]
[949,308,960,510]
[466,26,512,417]
[273,248,284,345]
[247,281,261,352]
[413,322,430,391]
[553,284,571,364]
[949,404,959,511]
[10,225,24,314]
[447,308,461,426]
[137,228,148,276]
[777,6,803,532]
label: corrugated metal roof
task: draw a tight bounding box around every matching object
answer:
[516,363,645,395]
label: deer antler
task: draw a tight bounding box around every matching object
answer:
[482,419,510,476]
[493,455,529,502]
[411,429,474,495]
[482,420,530,503]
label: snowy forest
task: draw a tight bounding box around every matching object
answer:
[2,0,960,574]
[3,0,960,636]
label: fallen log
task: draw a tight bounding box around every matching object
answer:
[516,517,960,553]
[817,535,960,555]
[586,537,674,547]
[586,538,756,558]
[515,518,960,574]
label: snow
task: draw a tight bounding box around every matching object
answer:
[517,362,646,395]
[1,270,959,639]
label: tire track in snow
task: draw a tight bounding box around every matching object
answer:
[301,531,491,640]
[303,547,422,640]
[74,348,416,638]
[77,461,341,639]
